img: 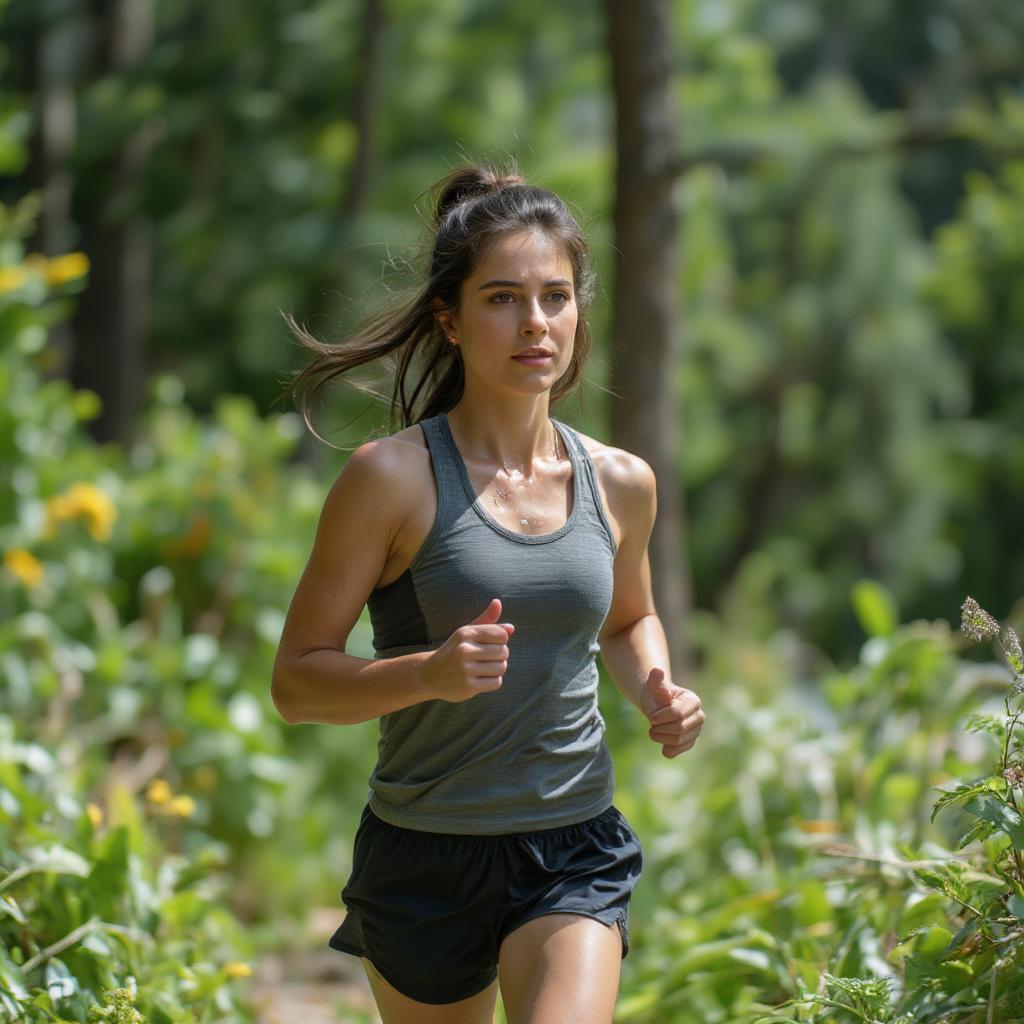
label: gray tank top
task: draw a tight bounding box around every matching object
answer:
[364,410,619,835]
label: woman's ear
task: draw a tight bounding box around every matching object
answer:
[431,297,457,341]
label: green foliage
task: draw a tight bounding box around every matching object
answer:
[5,197,1024,1021]
[0,199,379,1020]
[606,595,1024,1022]
[4,1,1024,1019]
[5,0,1024,665]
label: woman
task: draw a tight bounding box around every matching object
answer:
[271,162,705,1024]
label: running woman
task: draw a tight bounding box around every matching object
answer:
[272,161,705,1024]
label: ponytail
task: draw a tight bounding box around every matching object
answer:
[277,160,596,447]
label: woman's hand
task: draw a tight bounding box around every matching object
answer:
[640,667,705,758]
[422,597,515,703]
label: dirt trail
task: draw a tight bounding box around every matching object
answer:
[247,908,382,1024]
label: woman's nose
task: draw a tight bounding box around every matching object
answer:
[520,297,547,334]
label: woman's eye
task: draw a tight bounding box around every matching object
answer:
[549,291,570,302]
[490,292,515,303]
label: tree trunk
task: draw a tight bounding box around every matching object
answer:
[70,0,156,446]
[295,0,388,472]
[606,0,694,677]
[342,0,386,220]
[26,5,89,377]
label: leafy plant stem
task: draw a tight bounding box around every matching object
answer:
[1001,702,1024,882]
[986,956,997,1024]
[21,919,150,973]
[779,994,884,1023]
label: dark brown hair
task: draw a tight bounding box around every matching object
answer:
[278,160,598,447]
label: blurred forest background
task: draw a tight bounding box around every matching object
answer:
[2,0,1024,1022]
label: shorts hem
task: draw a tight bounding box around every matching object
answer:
[369,956,497,1005]
[328,932,497,1005]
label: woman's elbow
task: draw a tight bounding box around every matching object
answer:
[270,658,301,724]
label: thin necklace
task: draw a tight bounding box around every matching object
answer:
[455,421,564,528]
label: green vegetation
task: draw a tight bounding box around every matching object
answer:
[4,215,1023,1020]
[3,0,1024,1019]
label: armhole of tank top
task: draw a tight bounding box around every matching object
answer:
[406,418,448,574]
[559,421,618,558]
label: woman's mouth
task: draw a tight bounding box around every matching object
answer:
[512,353,552,366]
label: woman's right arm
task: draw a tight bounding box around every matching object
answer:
[270,439,434,725]
[270,438,514,725]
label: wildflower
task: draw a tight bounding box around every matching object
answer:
[166,795,196,817]
[3,547,44,588]
[86,802,104,827]
[793,819,841,834]
[224,961,252,979]
[0,266,28,294]
[1003,761,1024,789]
[1001,625,1024,678]
[87,986,143,1023]
[145,778,172,805]
[960,597,1000,641]
[44,483,117,542]
[44,252,89,287]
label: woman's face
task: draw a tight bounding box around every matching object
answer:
[441,228,578,395]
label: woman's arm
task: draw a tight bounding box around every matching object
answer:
[271,440,433,725]
[272,438,512,724]
[273,647,434,726]
[597,450,705,758]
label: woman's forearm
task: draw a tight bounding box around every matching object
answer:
[598,613,673,712]
[271,648,434,725]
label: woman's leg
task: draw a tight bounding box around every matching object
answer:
[361,957,499,1024]
[496,913,623,1024]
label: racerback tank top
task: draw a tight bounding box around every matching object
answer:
[364,410,619,835]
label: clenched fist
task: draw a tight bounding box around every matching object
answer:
[422,598,515,703]
[641,667,705,759]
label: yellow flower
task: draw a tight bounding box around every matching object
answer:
[793,819,841,834]
[0,266,29,294]
[167,795,196,817]
[86,802,104,827]
[3,548,44,588]
[224,961,252,979]
[146,778,173,805]
[44,483,117,541]
[44,252,90,287]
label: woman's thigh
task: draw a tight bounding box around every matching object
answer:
[496,912,623,1024]
[362,957,499,1024]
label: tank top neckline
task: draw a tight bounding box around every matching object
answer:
[438,411,583,545]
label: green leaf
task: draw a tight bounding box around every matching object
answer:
[961,712,1007,740]
[0,845,91,894]
[913,864,970,905]
[963,793,1024,849]
[956,815,997,849]
[851,578,898,637]
[930,779,999,823]
[0,893,27,924]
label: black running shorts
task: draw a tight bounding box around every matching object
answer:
[327,802,644,1005]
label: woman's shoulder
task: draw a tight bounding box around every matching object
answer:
[330,423,432,518]
[566,425,655,500]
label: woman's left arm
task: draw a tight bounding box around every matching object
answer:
[597,451,705,759]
